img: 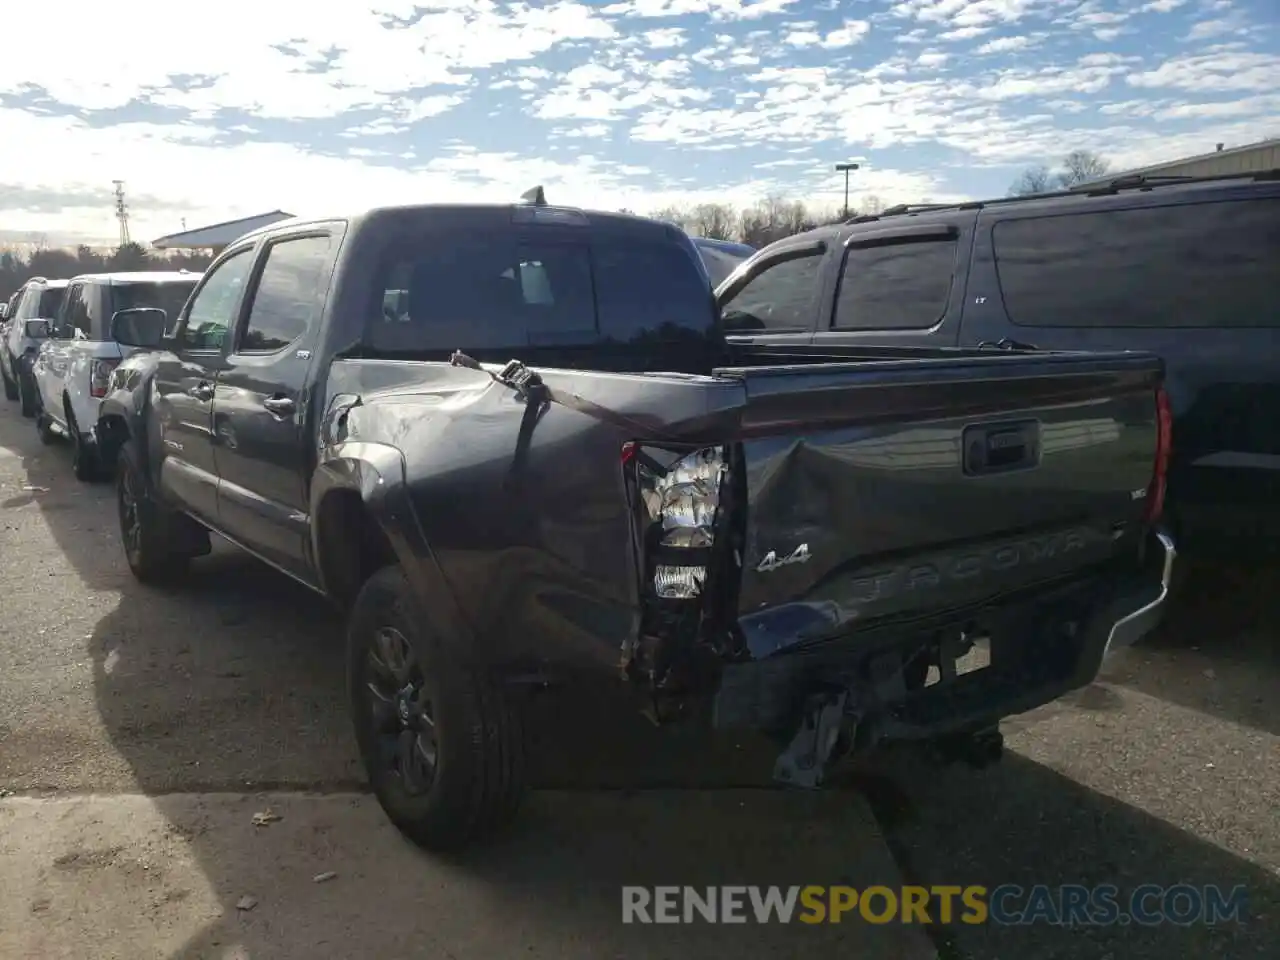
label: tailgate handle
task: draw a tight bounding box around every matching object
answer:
[963,421,1040,476]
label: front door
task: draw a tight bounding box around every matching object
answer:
[212,231,336,581]
[155,245,257,524]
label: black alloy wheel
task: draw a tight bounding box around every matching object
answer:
[366,625,439,797]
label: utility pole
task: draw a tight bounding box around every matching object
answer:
[112,180,131,247]
[835,163,861,219]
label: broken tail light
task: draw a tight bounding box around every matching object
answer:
[623,443,727,600]
[90,357,120,399]
[1144,386,1171,525]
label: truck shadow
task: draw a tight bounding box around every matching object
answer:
[856,749,1280,960]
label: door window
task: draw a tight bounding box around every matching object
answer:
[992,198,1280,328]
[238,235,334,354]
[718,252,823,333]
[178,247,255,351]
[832,238,956,330]
[60,284,91,339]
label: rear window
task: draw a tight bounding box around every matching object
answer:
[368,229,713,352]
[993,197,1280,328]
[110,281,197,323]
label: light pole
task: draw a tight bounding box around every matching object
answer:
[836,162,860,218]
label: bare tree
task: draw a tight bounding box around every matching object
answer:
[1008,164,1054,197]
[1057,149,1110,187]
[858,193,886,217]
[649,205,693,231]
[689,202,738,241]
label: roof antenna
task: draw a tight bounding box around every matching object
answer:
[520,185,547,206]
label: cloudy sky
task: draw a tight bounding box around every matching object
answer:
[0,0,1276,246]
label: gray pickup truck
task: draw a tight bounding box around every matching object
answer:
[96,198,1175,851]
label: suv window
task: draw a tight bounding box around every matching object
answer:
[370,234,596,352]
[993,197,1280,328]
[38,288,66,325]
[110,281,198,334]
[178,248,255,351]
[60,284,90,339]
[832,238,956,330]
[239,235,333,353]
[719,251,822,333]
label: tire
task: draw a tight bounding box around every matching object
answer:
[35,409,57,445]
[116,440,190,583]
[1,362,17,401]
[65,400,100,482]
[347,565,525,852]
[17,369,36,418]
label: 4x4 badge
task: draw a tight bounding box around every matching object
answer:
[756,543,811,573]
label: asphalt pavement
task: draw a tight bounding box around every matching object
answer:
[0,400,1276,960]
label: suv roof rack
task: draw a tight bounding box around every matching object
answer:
[846,202,953,223]
[840,167,1280,226]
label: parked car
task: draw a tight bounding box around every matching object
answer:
[96,198,1174,852]
[690,236,755,288]
[718,170,1279,560]
[2,278,68,416]
[30,270,200,479]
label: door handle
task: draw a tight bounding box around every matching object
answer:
[262,395,296,417]
[187,381,214,401]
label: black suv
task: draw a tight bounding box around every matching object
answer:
[718,170,1280,559]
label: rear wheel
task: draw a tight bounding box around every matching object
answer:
[116,440,191,583]
[65,400,100,482]
[347,565,526,852]
[1,361,17,401]
[35,408,57,445]
[16,368,36,418]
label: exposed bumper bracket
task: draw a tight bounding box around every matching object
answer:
[772,690,849,789]
[1102,530,1176,658]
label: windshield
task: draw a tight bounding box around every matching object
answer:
[110,280,198,323]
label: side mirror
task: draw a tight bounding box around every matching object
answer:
[24,319,51,339]
[111,307,167,348]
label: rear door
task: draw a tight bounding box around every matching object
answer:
[811,216,975,350]
[963,189,1280,547]
[213,229,337,580]
[35,282,86,424]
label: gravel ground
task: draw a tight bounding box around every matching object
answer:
[0,400,1275,959]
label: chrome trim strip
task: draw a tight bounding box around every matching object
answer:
[1103,531,1176,657]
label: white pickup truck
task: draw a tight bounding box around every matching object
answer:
[31,270,200,479]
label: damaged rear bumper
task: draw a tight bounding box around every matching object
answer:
[709,529,1177,786]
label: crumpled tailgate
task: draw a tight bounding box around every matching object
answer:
[716,351,1163,656]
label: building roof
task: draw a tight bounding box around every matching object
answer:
[151,211,297,249]
[1074,137,1280,189]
